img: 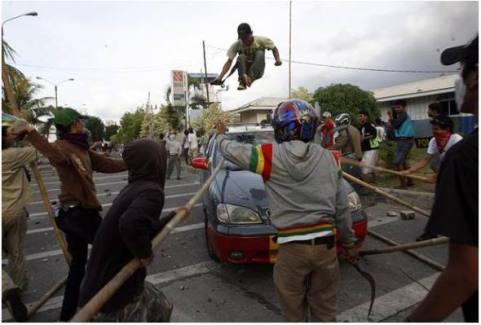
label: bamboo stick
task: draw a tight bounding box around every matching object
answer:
[342,172,431,217]
[367,230,445,271]
[360,237,448,256]
[27,276,67,319]
[71,160,225,322]
[341,157,433,183]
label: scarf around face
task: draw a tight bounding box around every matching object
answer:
[433,130,451,153]
[61,133,90,151]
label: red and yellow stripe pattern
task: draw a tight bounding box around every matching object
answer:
[277,222,336,239]
[249,144,273,182]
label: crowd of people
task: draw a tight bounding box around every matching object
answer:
[1,31,477,323]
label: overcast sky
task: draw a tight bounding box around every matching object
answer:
[2,0,478,122]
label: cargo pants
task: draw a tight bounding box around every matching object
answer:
[2,209,29,291]
[273,241,340,322]
[237,49,266,82]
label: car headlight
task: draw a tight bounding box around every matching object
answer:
[216,204,262,224]
[347,191,362,211]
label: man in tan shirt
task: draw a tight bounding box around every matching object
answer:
[211,23,282,90]
[2,124,38,321]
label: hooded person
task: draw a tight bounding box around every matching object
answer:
[9,108,127,321]
[79,139,173,322]
[215,99,358,322]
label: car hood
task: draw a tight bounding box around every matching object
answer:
[215,169,269,211]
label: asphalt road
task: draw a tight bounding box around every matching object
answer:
[2,160,464,322]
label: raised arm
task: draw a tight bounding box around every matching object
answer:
[89,149,127,173]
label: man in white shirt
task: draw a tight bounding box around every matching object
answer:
[188,128,199,158]
[401,115,462,241]
[166,132,182,180]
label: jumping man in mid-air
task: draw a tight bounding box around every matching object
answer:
[211,23,282,90]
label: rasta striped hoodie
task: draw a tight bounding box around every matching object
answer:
[217,135,356,245]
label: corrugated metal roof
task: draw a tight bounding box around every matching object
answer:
[229,97,286,113]
[372,74,458,102]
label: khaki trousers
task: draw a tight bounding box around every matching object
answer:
[273,242,339,322]
[2,209,28,291]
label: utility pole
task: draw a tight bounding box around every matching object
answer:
[288,0,292,99]
[202,40,210,104]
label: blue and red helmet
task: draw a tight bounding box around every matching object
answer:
[272,99,320,143]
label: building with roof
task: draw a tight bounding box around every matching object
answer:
[228,97,285,124]
[372,74,459,121]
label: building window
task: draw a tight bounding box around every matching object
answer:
[438,99,459,116]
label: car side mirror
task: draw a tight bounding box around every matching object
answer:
[192,157,208,170]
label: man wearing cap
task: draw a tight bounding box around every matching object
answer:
[10,107,128,321]
[211,23,282,90]
[407,35,478,322]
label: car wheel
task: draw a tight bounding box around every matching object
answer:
[204,210,220,262]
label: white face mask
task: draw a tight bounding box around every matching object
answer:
[454,76,466,111]
[169,134,176,141]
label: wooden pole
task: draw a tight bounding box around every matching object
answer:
[341,157,433,183]
[202,40,210,104]
[71,160,225,322]
[342,172,430,217]
[367,230,445,271]
[27,276,67,319]
[360,236,448,256]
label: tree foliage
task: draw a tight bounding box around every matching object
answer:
[116,108,146,144]
[191,103,232,132]
[312,84,379,127]
[85,115,106,142]
[105,123,120,141]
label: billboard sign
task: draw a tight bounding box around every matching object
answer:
[171,70,188,107]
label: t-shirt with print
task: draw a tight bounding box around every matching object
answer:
[425,129,478,247]
[227,36,276,61]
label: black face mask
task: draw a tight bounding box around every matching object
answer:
[61,132,90,150]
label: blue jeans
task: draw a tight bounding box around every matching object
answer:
[393,138,414,166]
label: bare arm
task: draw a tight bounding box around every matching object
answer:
[404,155,432,174]
[272,47,282,65]
[217,58,233,81]
[408,243,478,321]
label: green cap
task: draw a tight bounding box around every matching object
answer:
[53,108,88,127]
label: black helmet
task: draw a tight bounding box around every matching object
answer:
[237,23,252,38]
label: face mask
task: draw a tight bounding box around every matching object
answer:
[169,135,176,141]
[454,76,466,110]
[433,129,451,153]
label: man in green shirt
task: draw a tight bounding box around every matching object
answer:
[211,23,282,90]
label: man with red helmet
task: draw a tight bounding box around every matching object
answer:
[215,99,358,321]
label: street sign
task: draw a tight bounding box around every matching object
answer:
[171,70,188,107]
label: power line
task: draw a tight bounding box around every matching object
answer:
[206,44,458,74]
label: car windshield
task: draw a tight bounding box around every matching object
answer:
[214,131,275,170]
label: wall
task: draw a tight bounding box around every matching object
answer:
[240,110,271,123]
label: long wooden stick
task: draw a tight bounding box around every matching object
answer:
[342,172,430,217]
[30,162,72,265]
[26,276,67,319]
[367,230,445,271]
[341,157,433,183]
[71,160,225,322]
[360,236,448,256]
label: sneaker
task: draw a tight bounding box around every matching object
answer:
[416,231,438,242]
[4,289,28,321]
[237,83,246,91]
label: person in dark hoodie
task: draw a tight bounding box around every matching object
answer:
[9,108,127,321]
[215,99,358,322]
[78,139,173,322]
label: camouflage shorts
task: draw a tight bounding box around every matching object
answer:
[94,282,173,322]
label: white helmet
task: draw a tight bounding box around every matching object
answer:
[335,113,351,126]
[321,111,332,119]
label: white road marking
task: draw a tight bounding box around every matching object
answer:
[4,205,203,264]
[32,173,129,186]
[337,272,440,322]
[2,261,219,321]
